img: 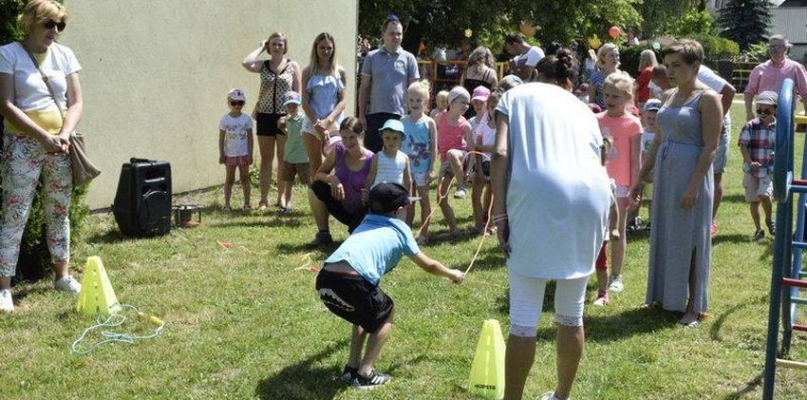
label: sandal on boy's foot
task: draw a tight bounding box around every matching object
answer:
[341,365,358,384]
[592,291,609,306]
[352,370,391,389]
[678,315,701,328]
[222,206,232,215]
[280,206,294,215]
[754,229,765,241]
[258,202,268,212]
[766,219,776,236]
[242,204,252,212]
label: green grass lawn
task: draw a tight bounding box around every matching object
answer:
[2,96,807,399]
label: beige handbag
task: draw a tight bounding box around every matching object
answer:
[23,44,100,186]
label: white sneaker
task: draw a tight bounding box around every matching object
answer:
[54,276,82,294]
[608,274,624,292]
[0,289,13,313]
[539,392,567,400]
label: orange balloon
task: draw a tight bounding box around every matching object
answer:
[608,26,621,39]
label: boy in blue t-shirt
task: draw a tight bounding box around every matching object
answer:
[315,182,465,389]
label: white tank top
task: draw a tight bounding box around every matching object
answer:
[372,150,407,188]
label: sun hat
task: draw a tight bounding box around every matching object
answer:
[282,91,302,107]
[472,86,491,102]
[369,182,411,214]
[447,86,471,104]
[755,91,778,106]
[379,119,406,137]
[227,88,246,101]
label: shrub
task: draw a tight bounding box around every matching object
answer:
[689,33,741,61]
[1,0,90,282]
[740,42,769,62]
[619,43,658,78]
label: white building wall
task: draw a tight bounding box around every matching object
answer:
[61,0,358,208]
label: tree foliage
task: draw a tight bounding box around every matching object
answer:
[716,0,772,51]
[633,0,702,38]
[358,0,641,55]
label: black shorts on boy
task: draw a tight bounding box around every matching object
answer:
[315,269,394,333]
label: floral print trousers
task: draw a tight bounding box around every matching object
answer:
[0,134,72,277]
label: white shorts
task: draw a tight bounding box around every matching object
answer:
[302,117,340,140]
[508,269,589,330]
[412,171,431,187]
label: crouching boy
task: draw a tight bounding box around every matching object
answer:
[315,182,465,389]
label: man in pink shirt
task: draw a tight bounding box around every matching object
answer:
[744,34,807,121]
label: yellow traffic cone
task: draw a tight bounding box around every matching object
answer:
[76,256,121,316]
[468,319,506,399]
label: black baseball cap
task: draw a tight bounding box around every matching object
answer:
[369,182,411,214]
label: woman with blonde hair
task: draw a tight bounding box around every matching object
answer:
[0,0,84,312]
[587,43,621,109]
[634,49,658,110]
[243,31,302,211]
[460,46,498,119]
[301,32,347,181]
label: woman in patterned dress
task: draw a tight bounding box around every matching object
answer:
[243,32,302,210]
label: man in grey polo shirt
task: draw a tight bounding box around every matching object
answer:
[358,15,420,153]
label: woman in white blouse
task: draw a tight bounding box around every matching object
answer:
[0,0,84,312]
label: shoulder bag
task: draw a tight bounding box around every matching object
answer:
[23,43,100,186]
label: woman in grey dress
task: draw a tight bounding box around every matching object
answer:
[628,40,723,327]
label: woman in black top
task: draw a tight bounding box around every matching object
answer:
[460,46,498,119]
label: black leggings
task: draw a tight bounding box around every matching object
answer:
[311,180,367,232]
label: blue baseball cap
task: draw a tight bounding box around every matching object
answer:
[379,119,406,138]
[282,91,301,107]
[643,99,662,113]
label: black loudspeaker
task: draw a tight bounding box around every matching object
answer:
[113,158,172,237]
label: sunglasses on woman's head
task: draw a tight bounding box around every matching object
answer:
[230,100,245,106]
[757,108,774,116]
[42,19,66,31]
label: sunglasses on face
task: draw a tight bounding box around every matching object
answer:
[42,19,66,31]
[769,44,785,50]
[230,101,245,106]
[757,108,775,115]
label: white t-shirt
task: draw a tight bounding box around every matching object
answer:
[514,46,545,68]
[219,113,253,157]
[641,129,655,155]
[0,42,81,112]
[496,83,611,279]
[698,65,727,93]
[698,65,732,124]
[476,112,496,159]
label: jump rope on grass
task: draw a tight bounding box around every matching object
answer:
[71,304,165,355]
